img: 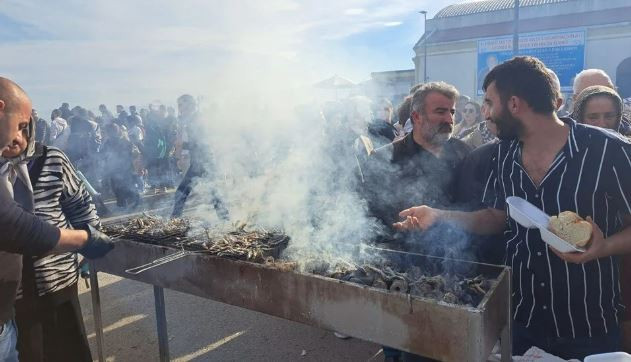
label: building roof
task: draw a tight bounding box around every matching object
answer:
[435,0,571,18]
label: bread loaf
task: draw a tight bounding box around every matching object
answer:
[548,211,592,247]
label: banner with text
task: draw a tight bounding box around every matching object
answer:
[477,30,585,95]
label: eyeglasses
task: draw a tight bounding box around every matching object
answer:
[463,108,476,114]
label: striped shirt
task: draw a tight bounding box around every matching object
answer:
[483,118,631,339]
[17,146,100,298]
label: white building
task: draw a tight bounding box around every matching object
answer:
[413,0,631,99]
[362,69,416,106]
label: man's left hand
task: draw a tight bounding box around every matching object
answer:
[552,216,609,264]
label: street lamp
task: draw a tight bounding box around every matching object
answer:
[420,10,428,82]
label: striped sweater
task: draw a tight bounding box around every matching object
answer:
[17,146,100,298]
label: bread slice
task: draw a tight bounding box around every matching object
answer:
[548,211,592,247]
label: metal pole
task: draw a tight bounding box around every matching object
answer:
[500,267,513,362]
[420,11,428,82]
[89,265,105,362]
[513,0,520,55]
[153,286,170,362]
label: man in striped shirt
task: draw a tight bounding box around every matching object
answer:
[394,56,631,360]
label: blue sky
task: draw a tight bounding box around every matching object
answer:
[0,0,463,114]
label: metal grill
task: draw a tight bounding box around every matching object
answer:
[89,237,512,362]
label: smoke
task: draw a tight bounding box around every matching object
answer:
[184,82,387,268]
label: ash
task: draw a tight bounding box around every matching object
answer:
[303,259,494,307]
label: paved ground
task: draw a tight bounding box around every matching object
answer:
[78,275,381,362]
[79,191,381,361]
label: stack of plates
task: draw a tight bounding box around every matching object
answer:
[506,196,585,253]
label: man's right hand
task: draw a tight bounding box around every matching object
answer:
[393,205,443,231]
[78,224,115,259]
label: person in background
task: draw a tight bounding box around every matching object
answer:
[453,101,482,139]
[66,107,101,186]
[3,116,97,361]
[171,94,229,219]
[572,84,631,353]
[98,104,114,126]
[49,109,68,148]
[0,77,113,361]
[397,95,413,136]
[395,56,631,360]
[139,108,149,121]
[127,114,146,194]
[460,103,497,149]
[572,69,615,103]
[144,105,169,192]
[32,109,50,145]
[453,94,471,125]
[368,98,397,147]
[115,104,128,128]
[571,68,631,135]
[128,105,140,124]
[572,85,624,132]
[102,123,140,209]
[59,102,72,120]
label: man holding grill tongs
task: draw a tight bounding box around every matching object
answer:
[0,77,114,361]
[394,56,631,360]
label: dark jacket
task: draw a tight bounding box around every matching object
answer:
[0,194,59,325]
[361,133,473,258]
[367,119,397,147]
[363,133,471,227]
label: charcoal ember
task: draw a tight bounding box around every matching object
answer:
[345,269,374,286]
[389,278,408,293]
[372,277,387,289]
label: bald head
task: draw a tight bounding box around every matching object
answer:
[0,77,32,151]
[573,69,615,100]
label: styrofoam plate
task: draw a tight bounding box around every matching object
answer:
[585,352,631,362]
[506,196,586,253]
[506,196,549,228]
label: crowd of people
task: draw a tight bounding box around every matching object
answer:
[1,55,631,362]
[30,101,186,212]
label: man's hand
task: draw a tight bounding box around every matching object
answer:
[393,205,442,231]
[552,216,609,264]
[78,224,115,259]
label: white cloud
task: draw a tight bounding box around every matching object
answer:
[344,8,366,15]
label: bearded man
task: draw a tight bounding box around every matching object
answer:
[362,81,471,250]
[394,56,631,360]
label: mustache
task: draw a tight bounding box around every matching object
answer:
[438,123,453,133]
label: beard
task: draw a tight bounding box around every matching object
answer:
[423,122,453,146]
[491,106,523,140]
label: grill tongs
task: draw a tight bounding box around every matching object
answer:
[125,250,195,275]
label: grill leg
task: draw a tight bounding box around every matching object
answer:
[153,286,170,362]
[89,266,105,362]
[500,268,512,362]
